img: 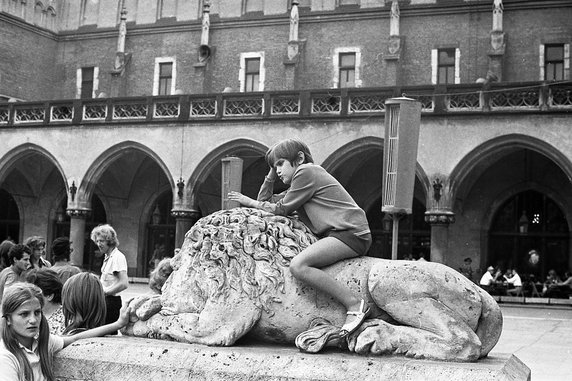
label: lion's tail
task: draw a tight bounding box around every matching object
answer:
[475,288,503,358]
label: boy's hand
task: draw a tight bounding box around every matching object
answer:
[228,191,256,208]
[267,168,277,181]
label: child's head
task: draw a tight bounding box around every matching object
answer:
[62,272,106,334]
[24,235,46,260]
[51,236,72,262]
[25,268,63,305]
[8,244,31,271]
[2,283,53,381]
[0,239,15,268]
[265,138,314,168]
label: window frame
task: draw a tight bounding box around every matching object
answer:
[338,52,357,88]
[542,44,566,81]
[153,57,177,96]
[431,47,460,85]
[244,58,261,92]
[76,66,99,99]
[239,52,265,92]
[333,47,362,88]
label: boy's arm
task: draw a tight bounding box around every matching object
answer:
[257,176,275,201]
[257,168,277,201]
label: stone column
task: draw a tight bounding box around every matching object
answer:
[67,209,90,267]
[221,157,243,210]
[424,211,455,264]
[171,209,201,249]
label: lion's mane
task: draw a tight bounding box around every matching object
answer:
[182,208,317,313]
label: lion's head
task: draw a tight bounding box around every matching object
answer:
[158,208,318,314]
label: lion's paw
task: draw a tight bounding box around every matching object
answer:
[128,294,163,321]
[347,319,396,355]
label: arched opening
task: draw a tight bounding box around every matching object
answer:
[145,191,176,275]
[83,142,173,277]
[489,190,569,282]
[367,186,430,260]
[0,188,20,242]
[190,140,269,216]
[53,195,107,272]
[324,137,430,259]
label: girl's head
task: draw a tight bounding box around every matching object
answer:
[62,272,106,334]
[0,239,15,269]
[265,139,314,169]
[2,283,54,381]
[25,268,63,305]
[2,283,45,340]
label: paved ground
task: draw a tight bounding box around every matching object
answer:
[123,282,571,381]
[490,304,572,381]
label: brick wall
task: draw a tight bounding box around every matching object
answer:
[3,2,572,100]
[0,15,57,100]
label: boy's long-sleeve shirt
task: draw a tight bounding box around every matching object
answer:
[256,163,370,237]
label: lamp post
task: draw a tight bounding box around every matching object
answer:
[381,97,421,260]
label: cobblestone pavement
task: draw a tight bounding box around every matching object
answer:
[123,282,571,380]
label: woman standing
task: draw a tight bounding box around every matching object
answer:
[90,224,128,332]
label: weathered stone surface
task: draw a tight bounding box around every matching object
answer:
[54,337,531,381]
[122,208,503,362]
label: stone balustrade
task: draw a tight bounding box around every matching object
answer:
[1,82,571,127]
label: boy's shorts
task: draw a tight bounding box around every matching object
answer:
[328,230,372,256]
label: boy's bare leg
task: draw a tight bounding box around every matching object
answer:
[289,236,362,312]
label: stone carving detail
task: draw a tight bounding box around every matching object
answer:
[425,211,456,225]
[66,209,91,218]
[123,208,502,362]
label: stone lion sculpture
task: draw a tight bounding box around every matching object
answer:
[123,208,502,362]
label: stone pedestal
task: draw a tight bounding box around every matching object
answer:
[171,209,200,248]
[54,337,530,381]
[425,210,455,264]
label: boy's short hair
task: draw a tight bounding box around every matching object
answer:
[265,138,314,167]
[8,244,31,264]
[90,224,119,247]
[52,237,71,262]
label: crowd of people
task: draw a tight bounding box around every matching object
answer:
[467,263,572,298]
[457,256,572,298]
[0,224,131,381]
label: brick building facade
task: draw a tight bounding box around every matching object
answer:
[1,0,571,289]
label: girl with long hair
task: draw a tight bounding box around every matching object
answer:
[61,272,106,335]
[0,282,130,381]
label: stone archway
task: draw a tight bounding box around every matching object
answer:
[78,142,174,276]
[188,139,269,216]
[0,143,67,244]
[449,135,572,276]
[322,137,430,259]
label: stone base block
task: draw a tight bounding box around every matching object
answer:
[54,337,530,381]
